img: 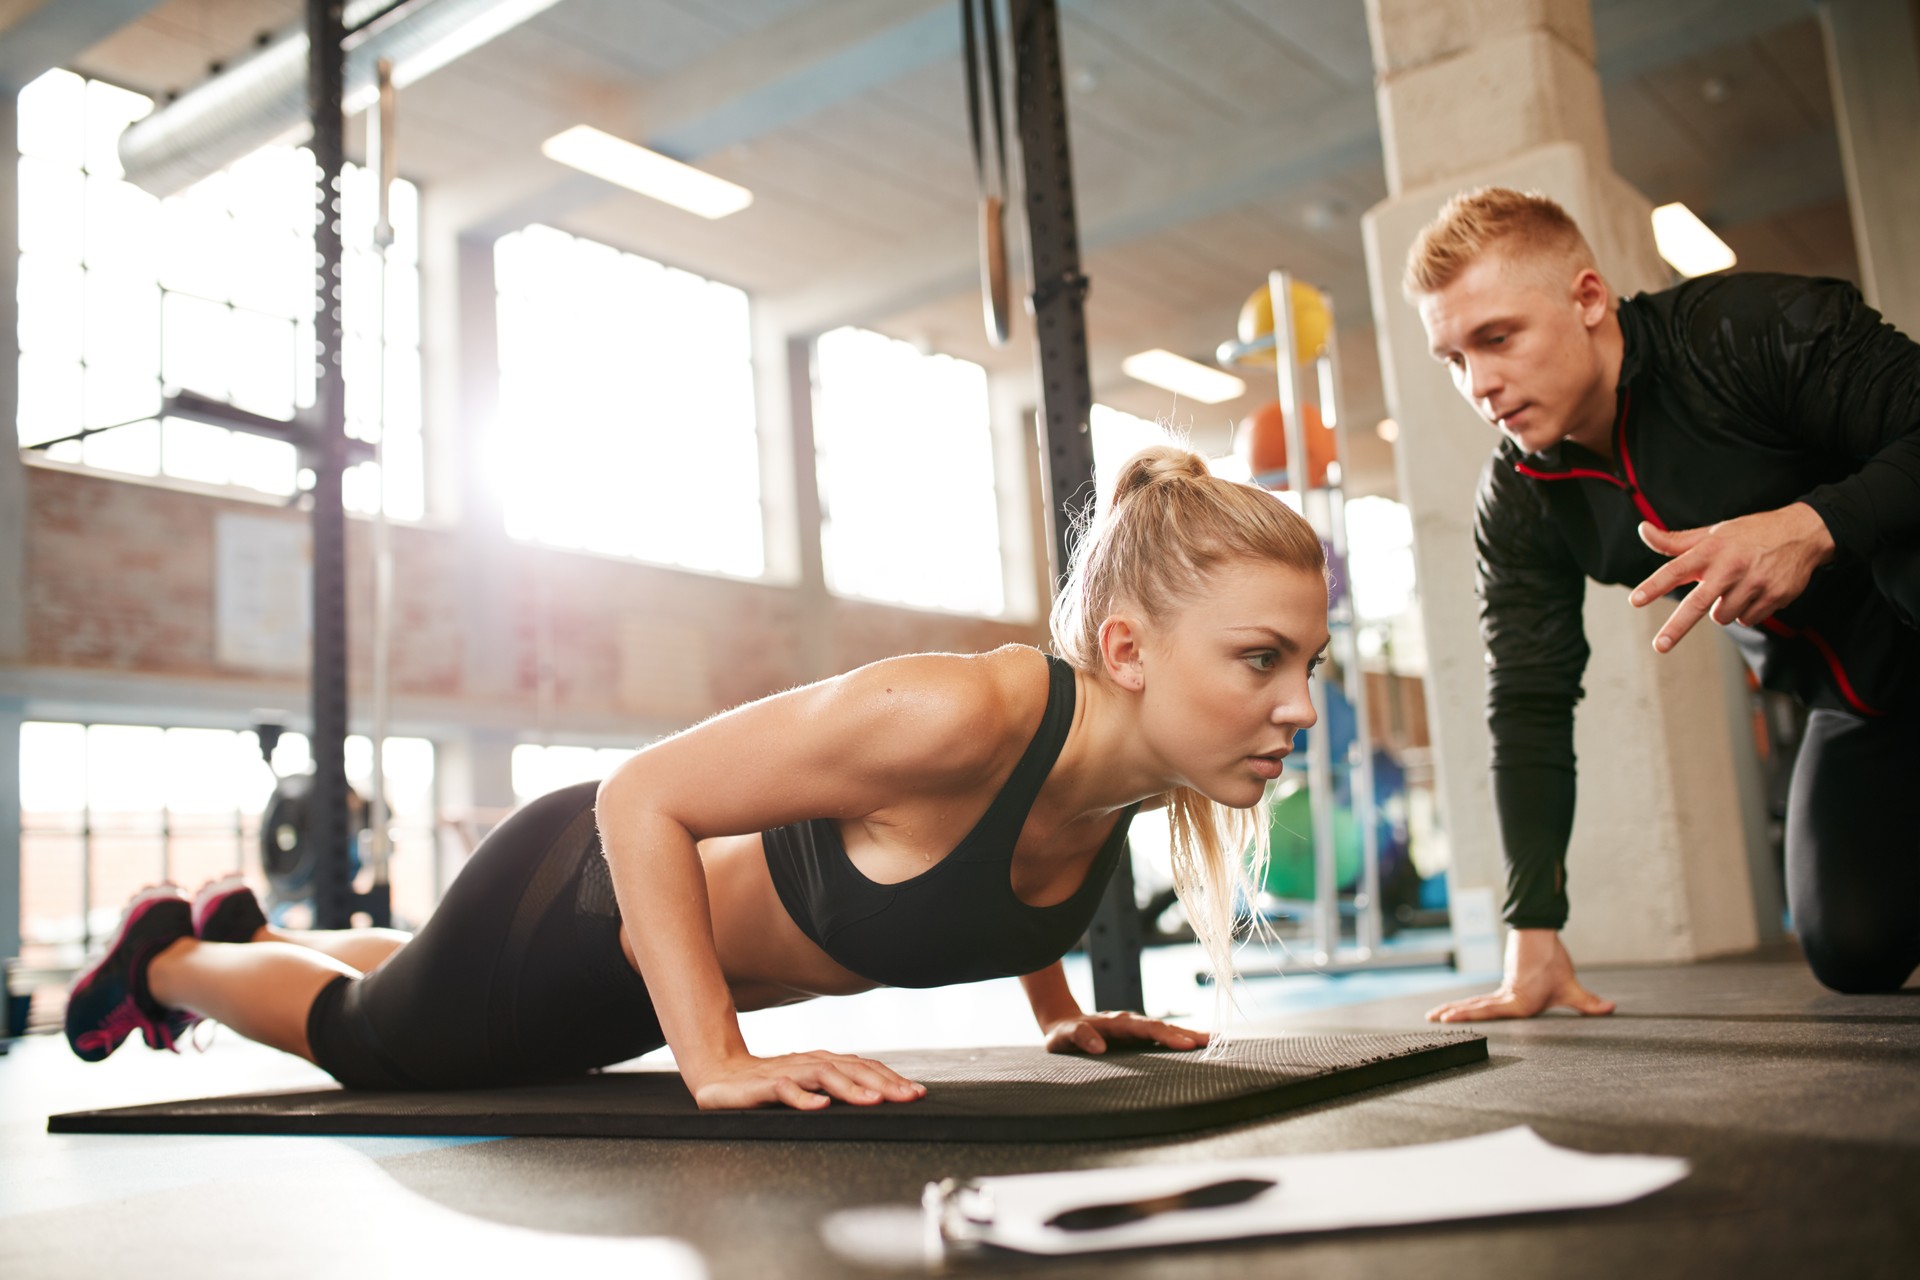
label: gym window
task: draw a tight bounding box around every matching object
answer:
[813,327,1004,616]
[15,722,438,968]
[510,742,639,806]
[12,68,424,518]
[492,225,765,577]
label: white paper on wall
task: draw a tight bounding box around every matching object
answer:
[215,512,311,673]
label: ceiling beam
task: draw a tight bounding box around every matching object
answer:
[645,0,951,160]
[450,0,1825,312]
[440,0,954,236]
[763,0,1822,336]
[1700,127,1847,228]
[1592,0,1819,84]
[0,0,165,92]
[763,90,1381,337]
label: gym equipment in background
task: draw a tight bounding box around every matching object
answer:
[985,0,1146,1013]
[250,721,383,923]
[1236,399,1337,490]
[1219,273,1450,977]
[961,0,1012,346]
[1230,278,1332,369]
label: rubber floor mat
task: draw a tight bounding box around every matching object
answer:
[49,1030,1485,1142]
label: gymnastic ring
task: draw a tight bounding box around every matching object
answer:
[981,194,1011,347]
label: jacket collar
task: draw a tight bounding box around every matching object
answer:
[1615,292,1651,388]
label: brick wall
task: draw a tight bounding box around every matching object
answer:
[21,465,1045,729]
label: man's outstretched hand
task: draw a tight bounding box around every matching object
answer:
[1630,503,1836,653]
[1425,928,1616,1023]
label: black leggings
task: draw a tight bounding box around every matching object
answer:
[1786,710,1920,993]
[305,781,663,1089]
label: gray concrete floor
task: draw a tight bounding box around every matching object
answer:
[3,944,1916,1279]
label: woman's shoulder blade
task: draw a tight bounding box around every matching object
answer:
[831,646,1050,783]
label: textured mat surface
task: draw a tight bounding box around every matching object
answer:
[47,1030,1484,1141]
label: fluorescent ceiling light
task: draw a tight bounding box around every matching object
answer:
[1651,203,1735,277]
[541,125,753,219]
[1120,349,1246,404]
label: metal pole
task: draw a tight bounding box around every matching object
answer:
[307,0,353,930]
[366,58,397,892]
[1324,320,1385,952]
[1267,269,1339,964]
[1006,0,1142,1013]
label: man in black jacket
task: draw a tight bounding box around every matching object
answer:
[1406,187,1919,1021]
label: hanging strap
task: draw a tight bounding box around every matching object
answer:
[961,0,1012,346]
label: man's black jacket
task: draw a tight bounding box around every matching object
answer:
[1473,272,1920,929]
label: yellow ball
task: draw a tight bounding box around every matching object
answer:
[1236,280,1332,367]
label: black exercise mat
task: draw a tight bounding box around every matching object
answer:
[49,1030,1485,1142]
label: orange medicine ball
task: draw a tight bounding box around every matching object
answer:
[1236,400,1337,488]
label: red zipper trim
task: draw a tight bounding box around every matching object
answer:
[1511,392,1665,527]
[1515,388,1884,718]
[1515,463,1621,485]
[1757,618,1885,717]
[1610,390,1667,530]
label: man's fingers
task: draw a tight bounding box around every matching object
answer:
[1424,992,1517,1022]
[1638,522,1705,556]
[1429,995,1528,1023]
[1561,985,1616,1016]
[1631,542,1714,606]
[1713,580,1766,627]
[1654,583,1719,652]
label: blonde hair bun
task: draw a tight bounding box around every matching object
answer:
[1110,444,1211,505]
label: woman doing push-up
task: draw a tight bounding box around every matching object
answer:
[64,445,1329,1111]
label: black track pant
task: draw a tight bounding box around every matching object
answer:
[305,781,663,1089]
[1786,710,1920,993]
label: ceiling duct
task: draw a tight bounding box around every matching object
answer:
[118,0,562,198]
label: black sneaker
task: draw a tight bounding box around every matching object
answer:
[191,875,268,944]
[65,885,195,1062]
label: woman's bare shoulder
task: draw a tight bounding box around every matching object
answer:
[825,644,1051,785]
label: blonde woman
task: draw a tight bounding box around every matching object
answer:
[66,446,1329,1111]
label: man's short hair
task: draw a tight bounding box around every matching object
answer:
[1404,187,1596,299]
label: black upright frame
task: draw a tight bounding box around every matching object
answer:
[1005,0,1143,1012]
[306,0,353,928]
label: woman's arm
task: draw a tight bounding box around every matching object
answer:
[595,650,1017,1109]
[1020,961,1209,1054]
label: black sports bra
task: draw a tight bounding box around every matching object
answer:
[761,653,1137,989]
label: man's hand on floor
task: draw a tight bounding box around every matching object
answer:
[1426,927,1616,1022]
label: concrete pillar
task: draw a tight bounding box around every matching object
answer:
[746,305,836,682]
[986,377,1046,624]
[1820,0,1920,336]
[0,697,20,970]
[2,92,24,968]
[1,91,24,666]
[419,208,521,706]
[1361,0,1763,965]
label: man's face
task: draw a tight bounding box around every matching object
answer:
[1417,251,1610,455]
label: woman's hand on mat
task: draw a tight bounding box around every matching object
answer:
[1043,1012,1210,1055]
[689,1050,928,1112]
[1425,928,1616,1023]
